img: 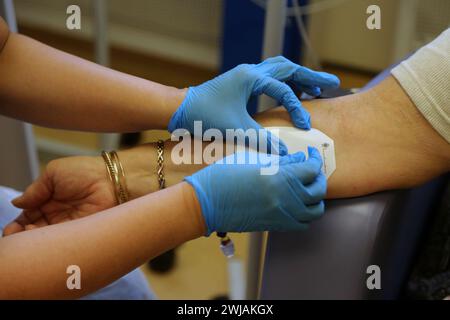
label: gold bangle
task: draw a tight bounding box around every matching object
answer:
[110,151,129,203]
[156,140,165,190]
[101,151,116,184]
[101,150,129,204]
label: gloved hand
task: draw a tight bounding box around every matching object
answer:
[168,56,340,156]
[185,146,327,235]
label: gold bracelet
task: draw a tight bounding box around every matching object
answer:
[110,151,129,203]
[101,151,116,184]
[156,140,166,190]
[101,150,129,204]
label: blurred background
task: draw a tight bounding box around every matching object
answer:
[4,0,450,299]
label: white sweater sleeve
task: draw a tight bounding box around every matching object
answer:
[391,28,450,144]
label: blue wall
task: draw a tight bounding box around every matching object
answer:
[221,0,308,114]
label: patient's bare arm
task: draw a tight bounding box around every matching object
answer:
[7,76,450,234]
[255,76,450,198]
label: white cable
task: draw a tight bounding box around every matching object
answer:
[251,0,352,16]
[251,0,353,70]
[287,0,351,16]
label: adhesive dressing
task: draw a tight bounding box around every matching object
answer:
[265,126,336,179]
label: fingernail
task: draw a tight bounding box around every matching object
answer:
[299,119,311,130]
[295,121,310,130]
[312,87,321,97]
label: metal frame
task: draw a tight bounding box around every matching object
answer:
[257,0,287,113]
[0,0,39,191]
[92,0,120,151]
[391,0,419,61]
[1,0,120,174]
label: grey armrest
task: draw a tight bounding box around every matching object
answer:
[260,175,448,299]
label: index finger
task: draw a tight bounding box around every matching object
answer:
[293,66,340,89]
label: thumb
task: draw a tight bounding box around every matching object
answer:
[11,175,52,209]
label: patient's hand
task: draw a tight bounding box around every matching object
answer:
[255,76,450,198]
[3,145,162,236]
[3,156,115,235]
[3,143,203,236]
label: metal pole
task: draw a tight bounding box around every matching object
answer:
[0,0,39,190]
[257,0,287,112]
[92,0,120,150]
[93,0,109,66]
[391,0,418,62]
[246,0,287,300]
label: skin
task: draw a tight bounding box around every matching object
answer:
[0,19,207,299]
[0,17,186,132]
[256,76,450,197]
[4,143,205,234]
[5,76,450,236]
[0,182,205,299]
[0,18,314,299]
[0,18,218,299]
[0,17,7,51]
[4,77,450,239]
[1,16,450,299]
[5,75,450,237]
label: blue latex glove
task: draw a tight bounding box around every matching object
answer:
[185,147,327,235]
[168,56,340,156]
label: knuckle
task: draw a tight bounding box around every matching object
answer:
[235,63,252,75]
[269,55,287,63]
[255,76,271,89]
[235,64,259,85]
[261,179,283,209]
[302,189,315,203]
[46,159,58,172]
[308,186,325,204]
[301,165,317,181]
[282,88,297,104]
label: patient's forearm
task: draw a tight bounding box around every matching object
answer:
[52,75,450,203]
[255,76,450,198]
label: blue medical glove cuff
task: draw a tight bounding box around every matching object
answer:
[167,87,193,133]
[184,175,214,236]
[167,108,181,133]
